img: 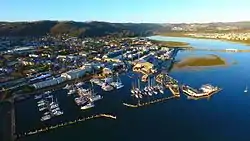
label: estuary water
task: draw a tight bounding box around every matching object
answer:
[16,36,250,141]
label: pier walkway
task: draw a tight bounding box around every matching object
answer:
[123,95,177,108]
[17,113,116,139]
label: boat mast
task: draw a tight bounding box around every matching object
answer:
[138,77,140,90]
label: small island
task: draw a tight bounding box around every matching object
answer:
[173,54,227,69]
[149,39,191,48]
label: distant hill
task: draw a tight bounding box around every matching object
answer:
[159,21,250,32]
[1,20,250,37]
[0,21,163,37]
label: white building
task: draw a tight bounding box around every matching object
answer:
[61,66,92,80]
[32,76,66,89]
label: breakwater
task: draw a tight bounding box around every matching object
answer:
[16,113,116,139]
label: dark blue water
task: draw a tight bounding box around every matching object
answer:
[16,37,250,141]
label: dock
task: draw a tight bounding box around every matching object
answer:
[184,88,223,100]
[156,74,180,97]
[123,95,176,108]
[16,113,116,139]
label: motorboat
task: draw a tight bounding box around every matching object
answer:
[81,103,95,110]
[41,115,51,121]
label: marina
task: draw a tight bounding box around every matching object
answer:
[10,36,249,141]
[35,91,64,121]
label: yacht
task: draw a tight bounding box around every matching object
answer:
[135,94,139,99]
[37,99,45,104]
[90,95,103,102]
[44,112,50,115]
[52,110,64,116]
[138,93,143,99]
[110,73,124,89]
[244,86,248,93]
[68,89,76,95]
[44,91,51,95]
[51,107,60,113]
[39,106,47,111]
[45,95,53,99]
[81,103,95,110]
[75,82,84,87]
[159,88,164,94]
[74,97,88,106]
[63,84,71,89]
[50,104,59,109]
[34,94,42,100]
[148,91,153,96]
[38,102,46,107]
[41,115,51,121]
[101,83,114,91]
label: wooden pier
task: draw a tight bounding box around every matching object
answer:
[16,113,116,139]
[156,74,180,97]
[183,88,223,100]
[123,95,177,108]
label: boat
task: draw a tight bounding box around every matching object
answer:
[90,78,104,86]
[101,83,114,91]
[138,93,143,99]
[37,99,45,104]
[34,94,42,100]
[75,82,84,87]
[90,95,103,102]
[81,103,95,110]
[74,97,88,106]
[110,73,124,89]
[148,91,153,96]
[68,89,76,95]
[135,94,139,99]
[52,110,64,116]
[45,95,53,99]
[44,91,51,95]
[159,88,164,94]
[38,102,46,107]
[44,112,50,115]
[244,86,248,93]
[63,84,71,89]
[39,106,47,111]
[51,107,60,113]
[50,104,59,109]
[131,82,135,94]
[41,115,51,121]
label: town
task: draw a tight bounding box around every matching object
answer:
[0,34,222,141]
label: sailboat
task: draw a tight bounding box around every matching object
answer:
[131,81,135,94]
[244,86,248,93]
[152,77,158,95]
[110,73,124,89]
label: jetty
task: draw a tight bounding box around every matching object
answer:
[123,95,177,108]
[16,113,116,139]
[156,74,180,97]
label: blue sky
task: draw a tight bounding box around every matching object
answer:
[1,0,250,23]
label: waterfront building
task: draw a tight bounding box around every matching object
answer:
[61,66,92,80]
[32,76,66,89]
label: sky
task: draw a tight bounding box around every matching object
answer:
[1,0,250,23]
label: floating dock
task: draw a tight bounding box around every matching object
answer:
[123,95,176,108]
[181,85,222,100]
[16,113,116,138]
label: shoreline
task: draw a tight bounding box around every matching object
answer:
[157,33,250,46]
